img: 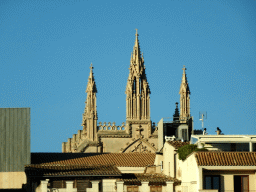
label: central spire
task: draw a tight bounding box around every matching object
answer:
[126,30,150,121]
[86,63,97,93]
[134,28,139,51]
[130,29,144,71]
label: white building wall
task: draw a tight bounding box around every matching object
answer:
[102,179,116,192]
[162,143,175,177]
[118,167,145,173]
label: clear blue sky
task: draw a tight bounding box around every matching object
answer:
[1,0,255,152]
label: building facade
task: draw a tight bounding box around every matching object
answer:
[25,152,178,192]
[0,108,30,189]
[62,31,192,153]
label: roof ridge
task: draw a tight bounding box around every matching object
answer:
[35,152,156,167]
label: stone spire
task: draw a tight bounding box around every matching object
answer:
[179,66,190,122]
[82,63,98,141]
[86,63,97,93]
[126,29,150,121]
[173,102,180,121]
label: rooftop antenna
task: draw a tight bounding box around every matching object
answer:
[199,111,207,129]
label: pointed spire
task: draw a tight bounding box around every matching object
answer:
[135,28,139,49]
[179,66,190,121]
[126,30,150,122]
[89,63,93,76]
[88,63,94,80]
[182,65,186,81]
[82,63,98,141]
[179,65,190,94]
[131,29,143,69]
[86,63,97,93]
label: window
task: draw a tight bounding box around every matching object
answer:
[150,185,162,192]
[204,176,220,190]
[234,175,249,192]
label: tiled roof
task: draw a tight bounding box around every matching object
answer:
[25,164,121,177]
[31,152,101,164]
[167,141,190,149]
[35,153,156,167]
[118,173,180,185]
[195,151,256,166]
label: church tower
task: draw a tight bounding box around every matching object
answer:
[179,65,190,122]
[82,63,98,141]
[126,30,152,139]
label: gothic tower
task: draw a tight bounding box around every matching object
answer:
[126,30,152,139]
[82,63,98,141]
[179,65,190,122]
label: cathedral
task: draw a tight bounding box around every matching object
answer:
[62,31,192,153]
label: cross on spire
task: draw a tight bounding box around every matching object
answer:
[182,65,186,73]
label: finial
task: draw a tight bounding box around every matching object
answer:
[182,65,186,73]
[175,102,178,108]
[135,28,139,36]
[90,63,93,70]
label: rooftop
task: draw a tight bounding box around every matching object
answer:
[195,151,256,166]
[31,153,156,167]
[25,164,121,177]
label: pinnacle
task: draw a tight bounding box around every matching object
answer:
[135,28,139,37]
[86,63,97,93]
[134,29,140,49]
[90,63,93,70]
[181,65,187,83]
[179,65,190,94]
[131,29,143,68]
[89,65,93,79]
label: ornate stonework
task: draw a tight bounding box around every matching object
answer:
[62,31,192,153]
[82,63,98,141]
[179,66,190,122]
[126,30,150,121]
[62,31,157,153]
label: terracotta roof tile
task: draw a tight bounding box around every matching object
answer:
[195,151,256,166]
[25,164,121,177]
[31,153,101,164]
[167,141,190,149]
[36,153,156,167]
